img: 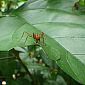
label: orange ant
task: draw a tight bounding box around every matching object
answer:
[21,32,44,44]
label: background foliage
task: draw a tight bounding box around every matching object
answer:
[0,0,85,85]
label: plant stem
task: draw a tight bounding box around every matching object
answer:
[11,49,36,85]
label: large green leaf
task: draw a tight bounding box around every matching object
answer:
[14,0,85,84]
[0,0,85,84]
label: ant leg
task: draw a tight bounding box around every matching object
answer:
[40,32,45,45]
[20,32,32,42]
[19,32,25,42]
[42,37,44,44]
[40,35,44,45]
[25,32,32,37]
[35,39,38,43]
[24,35,29,44]
[38,39,40,44]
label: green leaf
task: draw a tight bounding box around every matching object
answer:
[0,17,23,50]
[15,0,85,84]
[0,17,39,50]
